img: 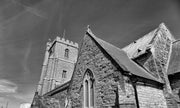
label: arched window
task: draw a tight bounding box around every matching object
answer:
[83,69,95,108]
[64,49,69,58]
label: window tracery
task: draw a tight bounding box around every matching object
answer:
[83,69,95,108]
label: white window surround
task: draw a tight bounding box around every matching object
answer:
[83,69,95,108]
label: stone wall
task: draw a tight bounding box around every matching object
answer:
[118,76,136,108]
[31,88,68,108]
[51,89,68,108]
[137,84,167,108]
[53,59,75,87]
[169,73,180,104]
[40,37,78,95]
[134,26,178,108]
[68,34,136,108]
[55,40,78,63]
[31,96,60,108]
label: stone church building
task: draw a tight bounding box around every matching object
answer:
[31,23,180,108]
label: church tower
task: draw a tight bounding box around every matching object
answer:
[37,36,78,95]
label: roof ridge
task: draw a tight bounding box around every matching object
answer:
[43,81,70,96]
[158,22,176,41]
[122,28,157,49]
[123,22,175,48]
[122,28,158,58]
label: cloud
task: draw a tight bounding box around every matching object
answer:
[25,6,47,18]
[13,94,31,102]
[0,79,17,93]
[0,97,6,102]
[11,90,34,103]
[12,0,47,19]
[20,103,31,108]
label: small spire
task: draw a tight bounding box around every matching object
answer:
[63,30,66,39]
[159,22,167,29]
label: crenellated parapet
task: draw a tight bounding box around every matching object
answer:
[47,36,79,52]
[55,36,78,48]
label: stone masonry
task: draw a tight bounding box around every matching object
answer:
[68,33,126,108]
[32,23,180,108]
[38,37,78,95]
[67,30,170,108]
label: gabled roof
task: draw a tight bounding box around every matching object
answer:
[86,28,163,83]
[122,23,175,58]
[167,40,180,75]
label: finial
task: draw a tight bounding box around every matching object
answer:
[48,38,51,42]
[87,25,90,29]
[87,25,91,32]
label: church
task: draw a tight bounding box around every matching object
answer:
[31,23,180,108]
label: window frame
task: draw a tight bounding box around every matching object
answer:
[83,69,95,108]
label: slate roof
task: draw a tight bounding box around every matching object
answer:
[122,28,157,58]
[122,23,175,58]
[43,81,70,96]
[167,40,180,75]
[86,28,163,83]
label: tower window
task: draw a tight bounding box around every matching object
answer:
[83,69,95,108]
[64,49,69,58]
[62,70,67,78]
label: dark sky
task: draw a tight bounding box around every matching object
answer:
[0,0,180,107]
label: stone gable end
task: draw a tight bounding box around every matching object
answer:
[68,34,134,108]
